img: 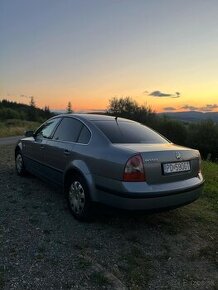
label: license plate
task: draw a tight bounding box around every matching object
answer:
[163,161,191,174]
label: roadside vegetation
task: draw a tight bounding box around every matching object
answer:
[0,99,54,137]
[0,119,40,138]
[107,97,218,161]
[1,97,218,161]
[202,161,218,212]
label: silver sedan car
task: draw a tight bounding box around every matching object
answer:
[15,114,204,220]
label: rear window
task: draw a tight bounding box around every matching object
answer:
[94,120,169,144]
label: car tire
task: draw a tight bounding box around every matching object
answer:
[67,175,93,221]
[15,151,27,176]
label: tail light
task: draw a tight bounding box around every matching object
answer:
[123,154,145,182]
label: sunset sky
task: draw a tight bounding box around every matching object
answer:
[0,0,218,112]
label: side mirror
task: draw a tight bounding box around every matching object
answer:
[25,130,34,137]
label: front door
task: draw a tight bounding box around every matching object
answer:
[24,118,61,178]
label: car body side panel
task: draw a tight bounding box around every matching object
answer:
[43,139,74,186]
[21,137,48,178]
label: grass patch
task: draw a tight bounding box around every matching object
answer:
[77,256,92,269]
[202,161,218,211]
[89,271,111,286]
[198,245,218,265]
[177,161,218,239]
[186,161,218,224]
[0,119,40,137]
[120,247,152,289]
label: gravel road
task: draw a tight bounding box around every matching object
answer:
[0,136,23,145]
[0,144,217,289]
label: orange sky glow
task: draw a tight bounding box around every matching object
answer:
[1,1,218,114]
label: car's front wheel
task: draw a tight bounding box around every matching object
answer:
[67,175,92,221]
[15,152,27,176]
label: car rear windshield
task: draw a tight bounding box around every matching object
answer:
[93,120,169,144]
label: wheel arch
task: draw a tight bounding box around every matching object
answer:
[15,142,22,157]
[63,161,96,201]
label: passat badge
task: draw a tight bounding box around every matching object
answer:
[176,152,182,160]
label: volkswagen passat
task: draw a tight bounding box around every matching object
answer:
[15,114,204,220]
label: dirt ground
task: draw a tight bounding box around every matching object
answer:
[0,144,217,290]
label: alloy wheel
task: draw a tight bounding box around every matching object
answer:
[68,181,86,215]
[16,153,23,174]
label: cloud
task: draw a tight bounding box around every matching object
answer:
[148,90,181,98]
[182,104,218,112]
[181,105,198,111]
[163,107,177,111]
[20,94,34,99]
[200,104,218,112]
[175,92,180,98]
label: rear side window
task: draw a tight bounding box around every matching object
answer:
[94,120,168,144]
[77,126,91,144]
[53,118,83,142]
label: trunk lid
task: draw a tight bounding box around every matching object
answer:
[114,143,200,184]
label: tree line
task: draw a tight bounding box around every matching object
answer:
[0,97,217,160]
[0,99,54,122]
[107,97,218,161]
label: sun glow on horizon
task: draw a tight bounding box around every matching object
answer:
[1,1,218,114]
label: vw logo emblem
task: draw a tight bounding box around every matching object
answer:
[176,152,182,160]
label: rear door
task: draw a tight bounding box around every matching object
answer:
[44,117,84,185]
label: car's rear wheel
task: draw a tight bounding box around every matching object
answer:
[15,152,27,176]
[67,175,92,221]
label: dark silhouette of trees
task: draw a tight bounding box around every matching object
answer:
[0,97,217,160]
[28,97,37,121]
[66,101,73,114]
[29,96,35,107]
[44,106,51,118]
[0,99,54,122]
[187,120,218,159]
[107,97,156,125]
[152,116,188,146]
[107,97,218,160]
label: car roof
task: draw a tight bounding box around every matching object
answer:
[54,113,134,123]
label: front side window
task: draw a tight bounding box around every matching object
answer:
[53,117,83,142]
[35,118,61,140]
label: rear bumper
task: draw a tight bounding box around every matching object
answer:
[93,177,204,211]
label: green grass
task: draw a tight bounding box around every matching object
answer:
[77,256,92,269]
[119,247,152,289]
[0,119,40,137]
[202,161,218,209]
[183,161,218,225]
[121,161,218,288]
[89,271,111,286]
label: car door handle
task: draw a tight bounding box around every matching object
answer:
[64,150,70,156]
[40,145,45,149]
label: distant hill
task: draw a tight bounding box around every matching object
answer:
[159,111,218,123]
[0,99,54,122]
